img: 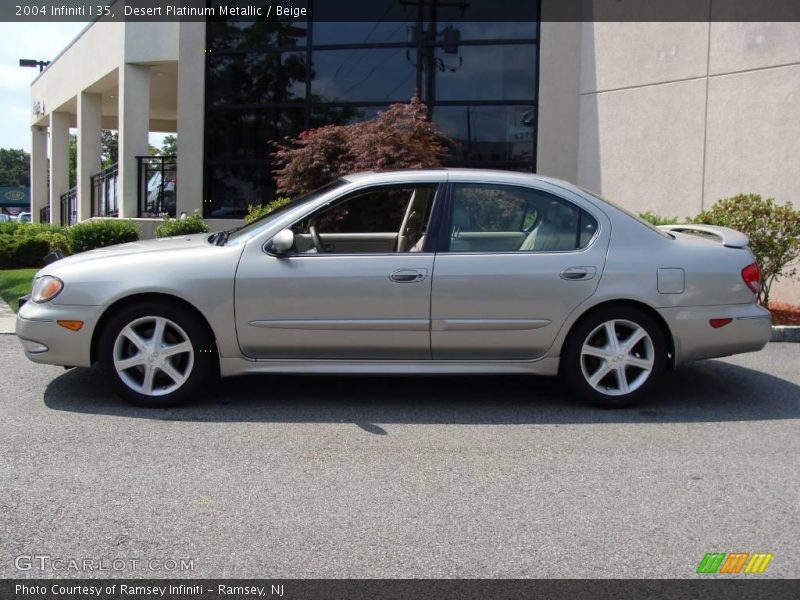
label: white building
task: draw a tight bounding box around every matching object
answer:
[28,4,800,299]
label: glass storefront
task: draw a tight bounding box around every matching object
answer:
[204,2,539,218]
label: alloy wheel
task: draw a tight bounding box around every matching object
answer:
[112,316,194,397]
[579,319,654,396]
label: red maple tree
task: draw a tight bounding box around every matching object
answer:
[273,95,453,197]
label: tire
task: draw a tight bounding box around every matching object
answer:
[98,301,216,408]
[560,306,667,409]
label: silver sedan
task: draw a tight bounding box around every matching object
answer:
[17,170,771,408]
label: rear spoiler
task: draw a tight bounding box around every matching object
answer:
[657,224,749,248]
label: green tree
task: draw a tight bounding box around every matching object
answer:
[692,194,800,307]
[160,134,177,156]
[0,148,30,187]
[69,135,77,188]
[101,130,118,168]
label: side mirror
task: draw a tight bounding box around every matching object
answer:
[271,228,295,255]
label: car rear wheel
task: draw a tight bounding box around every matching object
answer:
[561,306,667,408]
[99,302,215,407]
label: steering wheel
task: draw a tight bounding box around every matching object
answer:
[308,225,326,253]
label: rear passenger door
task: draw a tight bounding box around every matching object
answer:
[430,182,609,360]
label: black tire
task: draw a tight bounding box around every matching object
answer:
[98,301,216,408]
[560,306,668,409]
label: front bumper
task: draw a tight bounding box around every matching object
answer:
[658,303,772,365]
[16,301,103,368]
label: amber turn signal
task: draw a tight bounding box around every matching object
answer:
[57,320,84,331]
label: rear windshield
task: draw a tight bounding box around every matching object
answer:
[578,186,674,240]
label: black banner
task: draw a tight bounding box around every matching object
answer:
[2,579,800,600]
[3,0,800,23]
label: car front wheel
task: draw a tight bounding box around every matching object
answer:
[98,302,215,407]
[561,306,667,408]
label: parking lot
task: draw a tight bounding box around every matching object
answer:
[1,335,798,578]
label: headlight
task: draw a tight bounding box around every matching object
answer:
[31,275,63,303]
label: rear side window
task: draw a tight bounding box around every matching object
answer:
[446,183,598,253]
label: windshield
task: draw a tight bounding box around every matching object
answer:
[224,180,348,243]
[578,186,674,240]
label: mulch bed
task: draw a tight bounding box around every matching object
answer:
[768,302,800,326]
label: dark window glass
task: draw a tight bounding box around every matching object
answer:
[206,19,308,50]
[206,109,306,160]
[207,52,307,105]
[206,164,277,219]
[447,184,595,252]
[432,105,535,164]
[423,45,536,102]
[312,21,414,46]
[311,48,417,103]
[427,22,537,42]
[203,12,541,216]
[309,105,386,128]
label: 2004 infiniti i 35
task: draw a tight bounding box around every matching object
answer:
[17,169,771,408]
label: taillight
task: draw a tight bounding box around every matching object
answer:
[741,262,760,294]
[709,318,733,329]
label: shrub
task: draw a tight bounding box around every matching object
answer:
[244,197,291,223]
[34,232,71,255]
[68,219,140,253]
[0,222,67,238]
[0,222,20,236]
[273,95,453,196]
[155,212,209,238]
[692,194,800,306]
[15,223,68,237]
[638,211,679,226]
[0,235,50,269]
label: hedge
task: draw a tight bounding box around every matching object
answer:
[155,213,209,238]
[68,219,141,254]
[0,235,51,270]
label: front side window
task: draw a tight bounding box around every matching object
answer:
[292,184,437,254]
[447,184,597,253]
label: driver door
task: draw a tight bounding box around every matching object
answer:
[234,183,439,360]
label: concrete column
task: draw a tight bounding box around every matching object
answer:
[77,92,102,222]
[118,63,150,218]
[48,112,70,226]
[536,20,582,183]
[30,126,48,224]
[176,21,205,216]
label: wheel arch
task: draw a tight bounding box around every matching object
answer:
[90,292,219,370]
[561,299,676,369]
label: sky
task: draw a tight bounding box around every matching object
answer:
[0,22,165,153]
[0,22,87,151]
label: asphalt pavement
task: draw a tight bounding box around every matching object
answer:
[0,335,798,578]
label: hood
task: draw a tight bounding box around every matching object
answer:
[40,233,213,273]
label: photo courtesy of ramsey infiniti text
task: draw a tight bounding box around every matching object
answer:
[16,170,771,408]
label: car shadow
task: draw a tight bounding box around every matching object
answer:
[42,358,800,427]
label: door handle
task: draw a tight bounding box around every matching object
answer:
[390,268,428,283]
[560,266,596,281]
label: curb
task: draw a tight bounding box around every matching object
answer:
[0,297,16,335]
[771,326,800,343]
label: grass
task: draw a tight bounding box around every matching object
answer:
[0,268,38,312]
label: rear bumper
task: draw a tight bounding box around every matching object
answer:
[15,301,101,368]
[658,303,772,365]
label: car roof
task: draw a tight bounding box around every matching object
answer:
[341,168,569,188]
